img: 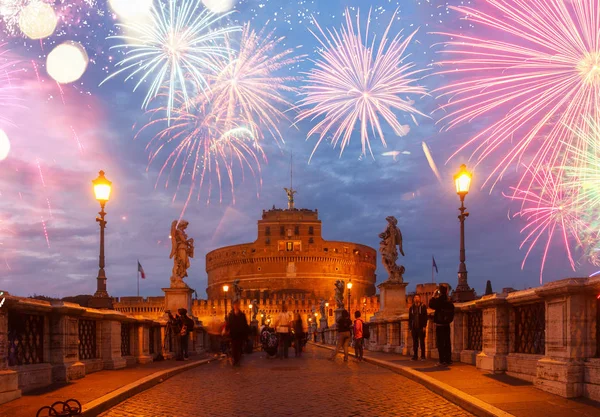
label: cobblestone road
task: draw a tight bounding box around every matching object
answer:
[100,345,473,417]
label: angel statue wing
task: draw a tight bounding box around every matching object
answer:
[395,227,405,257]
[169,220,178,259]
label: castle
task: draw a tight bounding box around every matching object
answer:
[114,189,380,325]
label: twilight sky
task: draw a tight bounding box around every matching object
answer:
[0,0,595,300]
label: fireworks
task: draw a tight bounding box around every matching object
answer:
[297,8,427,161]
[102,0,240,122]
[504,166,588,283]
[0,44,22,126]
[562,117,600,213]
[435,0,600,190]
[209,23,300,146]
[137,86,264,214]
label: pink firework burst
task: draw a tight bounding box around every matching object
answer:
[435,0,600,190]
[210,23,301,147]
[504,166,588,283]
[137,87,264,215]
[297,8,428,161]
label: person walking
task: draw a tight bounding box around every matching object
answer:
[275,304,292,359]
[329,310,352,362]
[353,311,365,361]
[408,295,428,361]
[292,312,304,357]
[429,286,455,366]
[227,299,249,366]
[177,308,194,360]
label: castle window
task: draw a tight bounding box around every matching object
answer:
[309,237,314,244]
[280,226,285,236]
[324,248,328,252]
[309,226,314,235]
[265,238,270,245]
[286,242,293,251]
[265,226,271,236]
[294,226,299,235]
[344,247,348,254]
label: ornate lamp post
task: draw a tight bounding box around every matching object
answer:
[90,171,113,309]
[346,280,353,311]
[325,301,329,327]
[222,284,229,321]
[453,164,475,302]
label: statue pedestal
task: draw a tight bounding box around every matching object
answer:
[162,287,193,313]
[319,317,328,330]
[374,279,409,319]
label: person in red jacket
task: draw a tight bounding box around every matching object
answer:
[353,311,365,361]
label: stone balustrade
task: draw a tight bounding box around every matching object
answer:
[0,293,208,405]
[319,277,600,402]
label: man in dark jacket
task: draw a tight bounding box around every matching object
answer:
[227,299,249,366]
[177,308,194,360]
[428,285,454,366]
[408,295,428,361]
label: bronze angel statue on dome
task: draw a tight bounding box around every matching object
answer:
[170,220,194,287]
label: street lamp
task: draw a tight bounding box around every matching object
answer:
[453,164,475,302]
[325,302,329,327]
[222,284,229,321]
[346,280,353,311]
[91,171,112,308]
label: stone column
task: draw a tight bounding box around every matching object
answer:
[48,302,86,382]
[451,308,466,363]
[136,320,153,364]
[534,278,600,398]
[400,315,411,356]
[476,295,509,373]
[99,312,126,370]
[0,303,21,405]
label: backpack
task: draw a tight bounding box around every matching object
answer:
[437,301,455,325]
[185,317,195,333]
[362,321,371,340]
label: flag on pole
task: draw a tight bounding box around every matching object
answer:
[432,256,439,273]
[137,261,146,279]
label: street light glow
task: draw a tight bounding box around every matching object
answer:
[222,284,229,292]
[92,171,112,203]
[454,164,472,196]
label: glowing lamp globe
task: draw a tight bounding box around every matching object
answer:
[202,0,237,13]
[0,130,10,161]
[92,171,112,203]
[47,41,89,84]
[222,284,229,292]
[18,2,57,40]
[347,281,353,290]
[454,164,472,196]
[109,0,152,21]
[249,304,253,309]
[325,302,329,307]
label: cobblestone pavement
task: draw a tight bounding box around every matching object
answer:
[100,345,473,417]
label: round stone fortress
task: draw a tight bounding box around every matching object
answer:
[205,198,377,301]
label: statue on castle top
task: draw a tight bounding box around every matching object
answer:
[284,187,297,209]
[251,299,259,321]
[334,280,345,309]
[379,216,405,282]
[232,279,243,302]
[319,298,326,317]
[169,220,194,288]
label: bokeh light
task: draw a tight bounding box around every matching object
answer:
[0,130,10,161]
[202,0,237,13]
[109,0,152,22]
[46,41,89,84]
[18,1,57,40]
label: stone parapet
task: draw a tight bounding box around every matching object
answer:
[0,293,186,405]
